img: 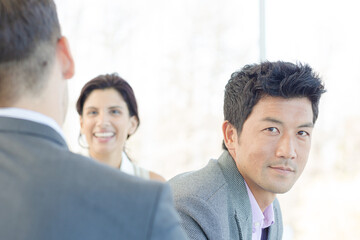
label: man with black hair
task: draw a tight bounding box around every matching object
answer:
[170,61,326,240]
[0,1,187,239]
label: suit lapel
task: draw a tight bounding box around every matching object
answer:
[217,151,283,240]
[218,151,253,240]
[267,202,281,239]
[234,209,251,240]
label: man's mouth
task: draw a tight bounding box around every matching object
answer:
[269,165,295,174]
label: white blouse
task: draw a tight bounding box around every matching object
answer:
[120,152,150,180]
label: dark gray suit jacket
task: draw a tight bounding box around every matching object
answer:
[169,151,283,240]
[0,117,188,240]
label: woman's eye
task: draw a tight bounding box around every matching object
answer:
[87,111,97,116]
[111,109,121,114]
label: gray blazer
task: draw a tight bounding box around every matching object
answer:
[169,151,283,240]
[0,117,187,240]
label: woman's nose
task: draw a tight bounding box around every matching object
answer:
[96,112,110,127]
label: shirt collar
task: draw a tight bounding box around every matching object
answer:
[245,181,275,229]
[0,107,66,141]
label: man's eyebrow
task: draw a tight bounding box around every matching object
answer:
[298,122,314,128]
[262,117,314,128]
[261,117,283,125]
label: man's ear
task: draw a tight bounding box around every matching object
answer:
[56,36,74,79]
[222,121,238,153]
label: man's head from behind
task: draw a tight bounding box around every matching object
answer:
[0,0,70,104]
[222,61,326,203]
[0,0,74,124]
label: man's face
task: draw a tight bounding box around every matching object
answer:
[233,96,313,200]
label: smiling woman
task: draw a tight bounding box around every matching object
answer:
[76,73,165,181]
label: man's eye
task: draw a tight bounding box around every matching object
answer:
[264,127,279,134]
[268,127,278,132]
[298,131,310,137]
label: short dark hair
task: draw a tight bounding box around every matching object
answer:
[0,0,61,104]
[223,61,326,150]
[76,73,140,138]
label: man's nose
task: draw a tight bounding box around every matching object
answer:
[275,133,297,160]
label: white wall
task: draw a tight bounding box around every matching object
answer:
[56,0,360,239]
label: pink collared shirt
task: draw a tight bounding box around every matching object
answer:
[245,182,275,240]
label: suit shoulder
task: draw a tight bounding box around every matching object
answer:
[169,159,227,202]
[169,160,230,240]
[51,150,166,203]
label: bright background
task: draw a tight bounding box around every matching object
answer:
[56,0,360,239]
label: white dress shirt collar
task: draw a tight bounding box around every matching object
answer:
[0,107,66,140]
